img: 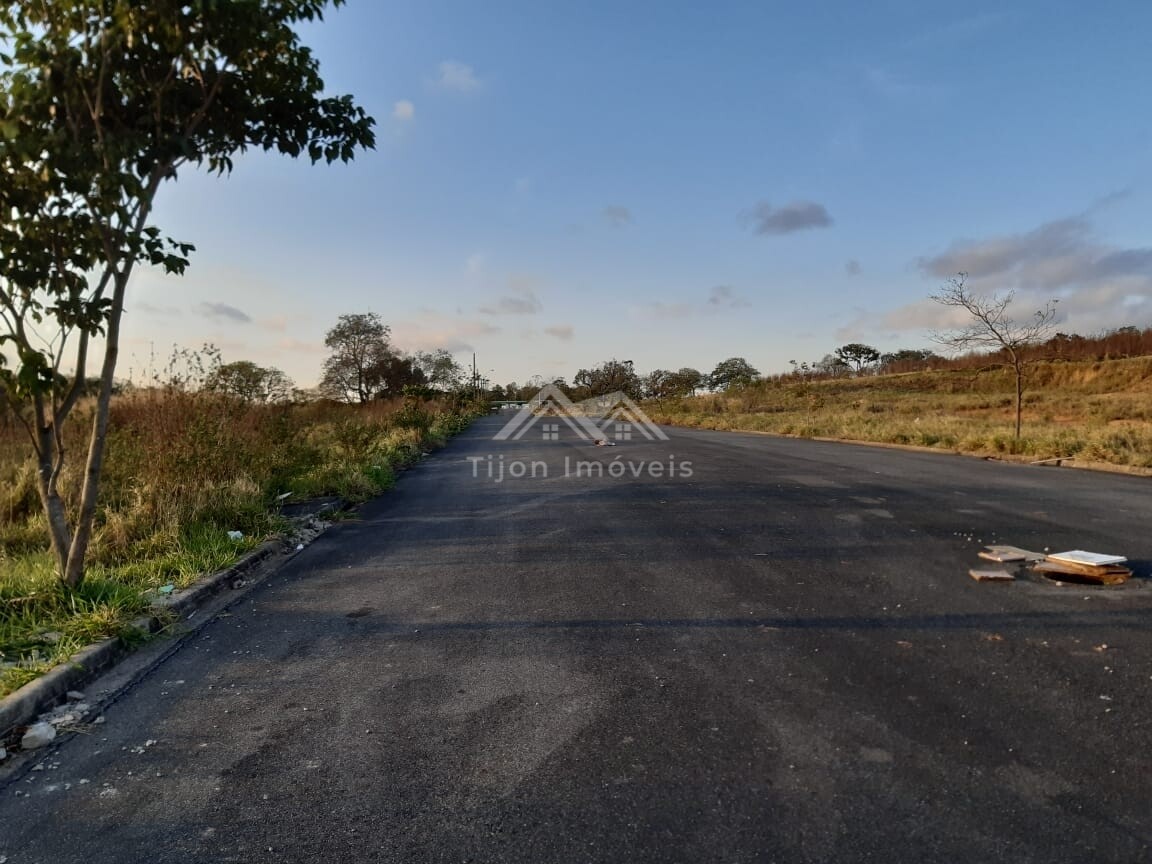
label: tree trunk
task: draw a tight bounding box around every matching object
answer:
[1013,357,1024,440]
[33,425,73,579]
[62,270,129,587]
[61,172,164,588]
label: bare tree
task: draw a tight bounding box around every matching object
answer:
[930,273,1058,439]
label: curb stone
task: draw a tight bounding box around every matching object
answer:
[0,516,329,743]
[0,434,466,757]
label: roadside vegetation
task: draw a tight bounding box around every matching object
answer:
[645,355,1152,468]
[496,322,1152,470]
[0,348,479,697]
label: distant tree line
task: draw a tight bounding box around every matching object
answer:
[780,324,1152,384]
[493,356,763,402]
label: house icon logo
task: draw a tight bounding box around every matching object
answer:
[493,384,604,441]
[494,385,669,442]
[578,391,669,441]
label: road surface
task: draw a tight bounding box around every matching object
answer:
[2,415,1151,862]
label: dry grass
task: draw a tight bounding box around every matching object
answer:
[0,387,477,695]
[647,357,1152,468]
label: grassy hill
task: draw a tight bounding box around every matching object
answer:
[646,356,1152,470]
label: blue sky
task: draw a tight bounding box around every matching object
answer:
[126,0,1152,389]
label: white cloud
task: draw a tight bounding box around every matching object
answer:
[544,325,574,341]
[634,285,752,322]
[392,311,502,354]
[479,275,544,316]
[392,100,415,121]
[707,285,751,309]
[260,315,289,333]
[602,205,632,227]
[849,213,1152,340]
[434,60,481,92]
[634,302,695,321]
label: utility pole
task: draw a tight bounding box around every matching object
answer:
[472,353,479,397]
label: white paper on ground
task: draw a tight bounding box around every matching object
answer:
[1048,550,1127,566]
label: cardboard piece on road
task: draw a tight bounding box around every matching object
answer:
[969,568,1016,582]
[1048,550,1127,567]
[1033,560,1132,586]
[981,545,1045,563]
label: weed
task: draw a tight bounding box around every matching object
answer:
[0,386,480,696]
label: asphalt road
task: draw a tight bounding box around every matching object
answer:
[3,415,1152,863]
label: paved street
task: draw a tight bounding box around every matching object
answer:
[2,415,1151,862]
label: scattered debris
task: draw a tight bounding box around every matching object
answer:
[593,439,616,446]
[1093,644,1109,653]
[38,631,63,644]
[21,722,57,750]
[979,545,1045,563]
[0,745,7,761]
[227,530,244,541]
[1033,560,1131,586]
[970,568,1015,582]
[1048,550,1126,568]
[983,633,1005,642]
[289,517,329,549]
[66,690,85,701]
[158,584,175,595]
[971,544,1133,587]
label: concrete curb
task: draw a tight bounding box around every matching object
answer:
[0,539,282,741]
[0,444,457,749]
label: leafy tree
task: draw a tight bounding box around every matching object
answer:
[375,353,426,399]
[643,369,674,398]
[320,313,394,403]
[879,348,940,370]
[319,313,430,402]
[204,361,294,404]
[931,273,1058,439]
[672,367,705,396]
[573,359,642,398]
[815,354,850,376]
[644,367,704,398]
[708,357,760,391]
[788,359,812,377]
[834,343,881,373]
[413,349,464,391]
[0,0,374,587]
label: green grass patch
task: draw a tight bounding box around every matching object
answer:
[0,393,482,697]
